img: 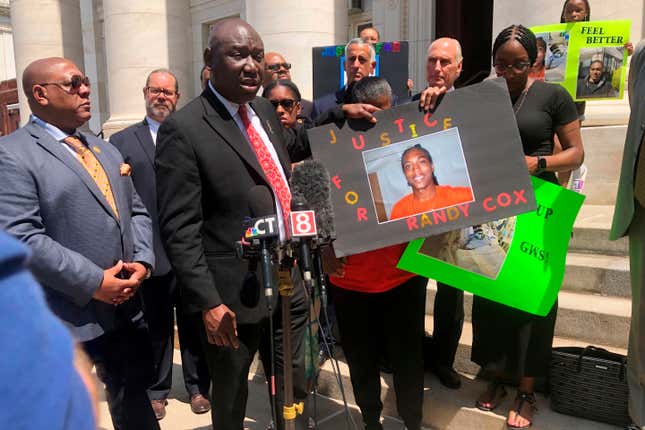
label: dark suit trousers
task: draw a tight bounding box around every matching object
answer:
[332,276,427,430]
[258,276,310,430]
[141,273,210,400]
[431,282,464,368]
[83,317,159,430]
[200,320,265,430]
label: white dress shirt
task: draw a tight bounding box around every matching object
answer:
[146,116,161,145]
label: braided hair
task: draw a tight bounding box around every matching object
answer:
[560,0,591,23]
[262,79,302,101]
[401,144,439,185]
[492,25,538,66]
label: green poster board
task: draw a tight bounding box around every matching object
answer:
[530,20,630,101]
[398,177,585,316]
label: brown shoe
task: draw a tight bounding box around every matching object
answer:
[190,394,211,414]
[151,399,167,420]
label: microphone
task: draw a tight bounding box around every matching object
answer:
[289,160,336,241]
[289,160,336,309]
[290,195,316,288]
[241,185,279,308]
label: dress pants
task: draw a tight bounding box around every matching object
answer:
[431,282,464,368]
[332,276,427,430]
[83,316,159,430]
[628,203,645,427]
[200,320,265,430]
[141,273,210,400]
[258,274,310,430]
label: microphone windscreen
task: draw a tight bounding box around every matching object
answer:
[248,185,275,218]
[289,160,336,240]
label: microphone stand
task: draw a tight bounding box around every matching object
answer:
[278,249,303,430]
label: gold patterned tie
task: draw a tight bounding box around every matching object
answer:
[64,136,119,218]
[634,133,645,207]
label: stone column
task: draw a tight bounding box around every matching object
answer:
[244,0,348,101]
[101,0,191,138]
[10,0,84,124]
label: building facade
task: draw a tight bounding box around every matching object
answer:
[7,0,645,135]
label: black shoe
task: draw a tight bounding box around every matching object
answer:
[433,365,461,389]
[625,425,642,430]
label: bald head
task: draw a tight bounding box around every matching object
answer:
[263,51,291,85]
[22,57,70,101]
[426,37,463,90]
[22,57,91,132]
[206,18,264,104]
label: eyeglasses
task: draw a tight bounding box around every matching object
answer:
[38,75,90,94]
[145,86,177,97]
[493,62,532,74]
[269,99,297,110]
[266,62,291,72]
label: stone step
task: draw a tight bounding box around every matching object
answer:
[571,204,627,256]
[313,317,625,430]
[425,282,631,349]
[578,125,626,206]
[424,316,628,379]
[563,252,630,297]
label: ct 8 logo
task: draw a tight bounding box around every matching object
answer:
[290,210,317,237]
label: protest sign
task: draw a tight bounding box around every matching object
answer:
[308,78,536,257]
[530,20,630,101]
[398,177,585,316]
[312,41,409,102]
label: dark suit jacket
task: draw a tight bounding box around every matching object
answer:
[0,123,154,341]
[312,88,346,123]
[156,88,291,323]
[110,119,171,276]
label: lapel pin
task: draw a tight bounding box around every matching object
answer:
[266,121,274,135]
[93,146,101,153]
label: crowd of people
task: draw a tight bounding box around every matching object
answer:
[1,1,645,430]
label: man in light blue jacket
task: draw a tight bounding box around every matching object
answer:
[0,57,157,430]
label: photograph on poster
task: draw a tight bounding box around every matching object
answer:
[417,217,516,280]
[576,47,623,99]
[362,127,474,223]
[538,31,569,82]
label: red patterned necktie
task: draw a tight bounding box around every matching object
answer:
[237,105,291,232]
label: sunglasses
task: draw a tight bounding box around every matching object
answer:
[266,62,291,72]
[269,99,297,110]
[146,86,178,97]
[38,75,90,94]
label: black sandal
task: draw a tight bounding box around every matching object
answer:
[475,380,507,411]
[506,392,537,429]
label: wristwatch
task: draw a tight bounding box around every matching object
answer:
[535,156,547,174]
[138,261,152,279]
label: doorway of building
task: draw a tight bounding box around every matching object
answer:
[435,0,494,88]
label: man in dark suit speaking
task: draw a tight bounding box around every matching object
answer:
[0,57,158,430]
[110,69,211,420]
[155,18,294,429]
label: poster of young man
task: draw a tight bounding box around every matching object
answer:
[307,78,537,257]
[531,20,630,101]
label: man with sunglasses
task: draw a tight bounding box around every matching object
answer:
[0,57,158,430]
[263,52,314,123]
[110,69,212,421]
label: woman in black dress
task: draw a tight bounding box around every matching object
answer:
[471,25,584,429]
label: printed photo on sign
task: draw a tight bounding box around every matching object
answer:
[537,31,569,82]
[576,47,623,99]
[417,217,516,280]
[361,127,474,223]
